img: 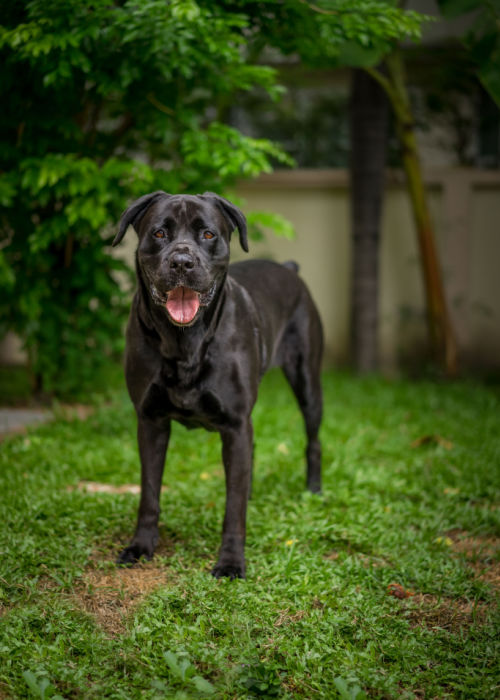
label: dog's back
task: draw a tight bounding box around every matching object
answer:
[229,259,323,370]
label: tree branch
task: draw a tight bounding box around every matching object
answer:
[146,93,175,116]
[364,65,404,122]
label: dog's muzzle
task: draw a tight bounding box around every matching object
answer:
[150,282,217,326]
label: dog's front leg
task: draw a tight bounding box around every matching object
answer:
[212,419,253,579]
[117,417,170,565]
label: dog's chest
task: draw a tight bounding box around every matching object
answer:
[140,359,227,430]
[168,383,226,430]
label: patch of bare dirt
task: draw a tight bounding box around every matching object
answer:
[446,529,500,589]
[0,684,12,699]
[73,560,172,636]
[474,562,500,588]
[68,481,169,495]
[447,529,499,557]
[324,550,390,569]
[324,550,340,561]
[71,481,141,495]
[358,553,390,568]
[33,534,180,637]
[274,609,307,627]
[402,593,492,633]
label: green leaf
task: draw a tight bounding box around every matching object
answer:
[164,651,183,678]
[192,676,216,694]
[23,671,42,697]
[479,61,500,107]
[21,671,64,700]
[334,676,367,700]
[247,211,295,240]
[0,176,16,206]
[337,40,385,68]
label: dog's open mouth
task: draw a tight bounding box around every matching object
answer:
[150,282,216,326]
[165,286,200,325]
[149,283,216,326]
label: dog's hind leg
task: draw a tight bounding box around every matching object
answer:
[281,315,323,493]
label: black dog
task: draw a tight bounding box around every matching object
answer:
[112,192,323,579]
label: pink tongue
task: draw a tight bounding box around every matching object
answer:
[166,287,200,324]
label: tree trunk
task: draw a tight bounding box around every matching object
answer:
[349,68,388,373]
[368,50,458,376]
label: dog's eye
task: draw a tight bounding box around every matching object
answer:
[202,231,215,240]
[153,229,166,239]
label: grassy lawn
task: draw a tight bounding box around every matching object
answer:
[0,370,498,699]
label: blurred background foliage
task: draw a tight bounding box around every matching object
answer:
[0,0,292,396]
[0,0,425,398]
[1,0,499,397]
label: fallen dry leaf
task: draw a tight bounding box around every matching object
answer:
[402,593,491,632]
[387,582,416,599]
[411,434,453,450]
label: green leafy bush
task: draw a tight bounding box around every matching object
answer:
[0,0,290,397]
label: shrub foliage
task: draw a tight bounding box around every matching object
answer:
[0,0,289,396]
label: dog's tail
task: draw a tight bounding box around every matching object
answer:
[282,260,299,274]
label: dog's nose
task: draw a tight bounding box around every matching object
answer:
[170,250,195,271]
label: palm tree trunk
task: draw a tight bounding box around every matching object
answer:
[349,68,388,373]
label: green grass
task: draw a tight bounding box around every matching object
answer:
[0,371,499,699]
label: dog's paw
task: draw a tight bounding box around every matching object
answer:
[211,561,245,580]
[116,543,153,567]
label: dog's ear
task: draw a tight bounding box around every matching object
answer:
[202,192,248,252]
[112,191,170,247]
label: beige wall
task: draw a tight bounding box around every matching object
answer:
[236,169,500,371]
[233,172,351,364]
[2,168,499,372]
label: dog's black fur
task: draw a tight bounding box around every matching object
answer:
[113,192,323,579]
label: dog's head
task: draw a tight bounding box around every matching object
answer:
[113,192,247,327]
